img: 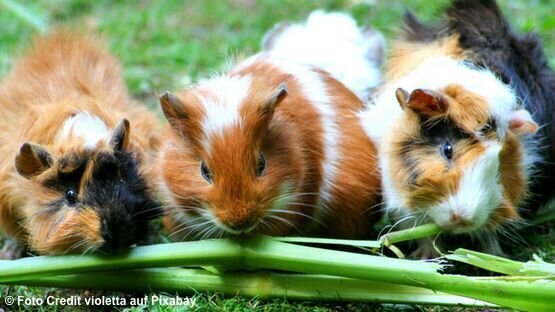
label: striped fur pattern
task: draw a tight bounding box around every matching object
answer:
[0,30,162,255]
[158,53,381,240]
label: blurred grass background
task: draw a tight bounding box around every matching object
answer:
[0,0,554,311]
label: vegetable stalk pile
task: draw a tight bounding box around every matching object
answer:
[1,225,554,311]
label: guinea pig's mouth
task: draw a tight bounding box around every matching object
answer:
[217,222,259,236]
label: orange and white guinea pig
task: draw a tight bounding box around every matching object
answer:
[359,5,542,254]
[157,53,381,240]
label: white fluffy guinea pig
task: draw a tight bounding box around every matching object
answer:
[157,53,381,240]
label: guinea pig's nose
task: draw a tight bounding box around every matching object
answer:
[99,219,130,254]
[450,212,472,226]
[227,218,257,233]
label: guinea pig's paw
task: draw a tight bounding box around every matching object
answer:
[0,238,27,260]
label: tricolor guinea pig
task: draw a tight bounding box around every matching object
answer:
[0,30,162,257]
[157,53,381,240]
[360,0,552,255]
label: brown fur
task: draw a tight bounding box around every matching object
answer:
[0,30,162,254]
[159,56,381,239]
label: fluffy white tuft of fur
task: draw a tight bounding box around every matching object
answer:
[196,75,252,149]
[262,10,384,100]
[58,112,110,148]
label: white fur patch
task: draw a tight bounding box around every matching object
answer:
[58,112,110,148]
[262,10,384,100]
[196,75,252,148]
[428,144,503,233]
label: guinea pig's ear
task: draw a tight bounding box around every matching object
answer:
[508,109,538,136]
[259,83,288,117]
[261,21,292,50]
[15,143,53,179]
[159,91,188,130]
[401,88,447,117]
[110,118,130,152]
[395,88,410,110]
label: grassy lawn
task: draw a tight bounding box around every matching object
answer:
[1,0,554,311]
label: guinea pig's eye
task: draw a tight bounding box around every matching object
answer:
[65,188,78,205]
[200,161,213,183]
[256,153,266,177]
[441,140,454,160]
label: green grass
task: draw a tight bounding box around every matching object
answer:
[1,0,554,311]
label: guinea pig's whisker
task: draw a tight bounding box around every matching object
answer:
[68,239,90,252]
[202,225,222,240]
[270,207,323,226]
[496,223,526,245]
[272,192,320,202]
[196,223,219,240]
[131,206,163,218]
[259,218,279,234]
[363,201,387,215]
[168,219,213,239]
[265,214,302,234]
[82,244,98,256]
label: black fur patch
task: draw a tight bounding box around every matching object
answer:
[41,150,161,254]
[399,116,474,186]
[403,0,555,212]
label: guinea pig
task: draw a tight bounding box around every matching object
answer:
[401,0,555,218]
[157,53,381,241]
[261,10,386,101]
[0,30,162,257]
[360,0,551,255]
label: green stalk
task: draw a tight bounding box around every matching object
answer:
[0,239,241,283]
[2,237,554,310]
[273,237,381,249]
[12,268,495,307]
[243,236,555,311]
[380,223,442,246]
[447,249,555,278]
[0,0,47,33]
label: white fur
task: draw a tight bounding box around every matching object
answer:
[58,112,110,148]
[359,56,519,224]
[196,75,252,148]
[263,10,384,100]
[428,144,503,233]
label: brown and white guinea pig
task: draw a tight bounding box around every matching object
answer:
[0,30,162,257]
[359,0,548,254]
[157,53,381,241]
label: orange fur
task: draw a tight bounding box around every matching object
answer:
[0,30,162,254]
